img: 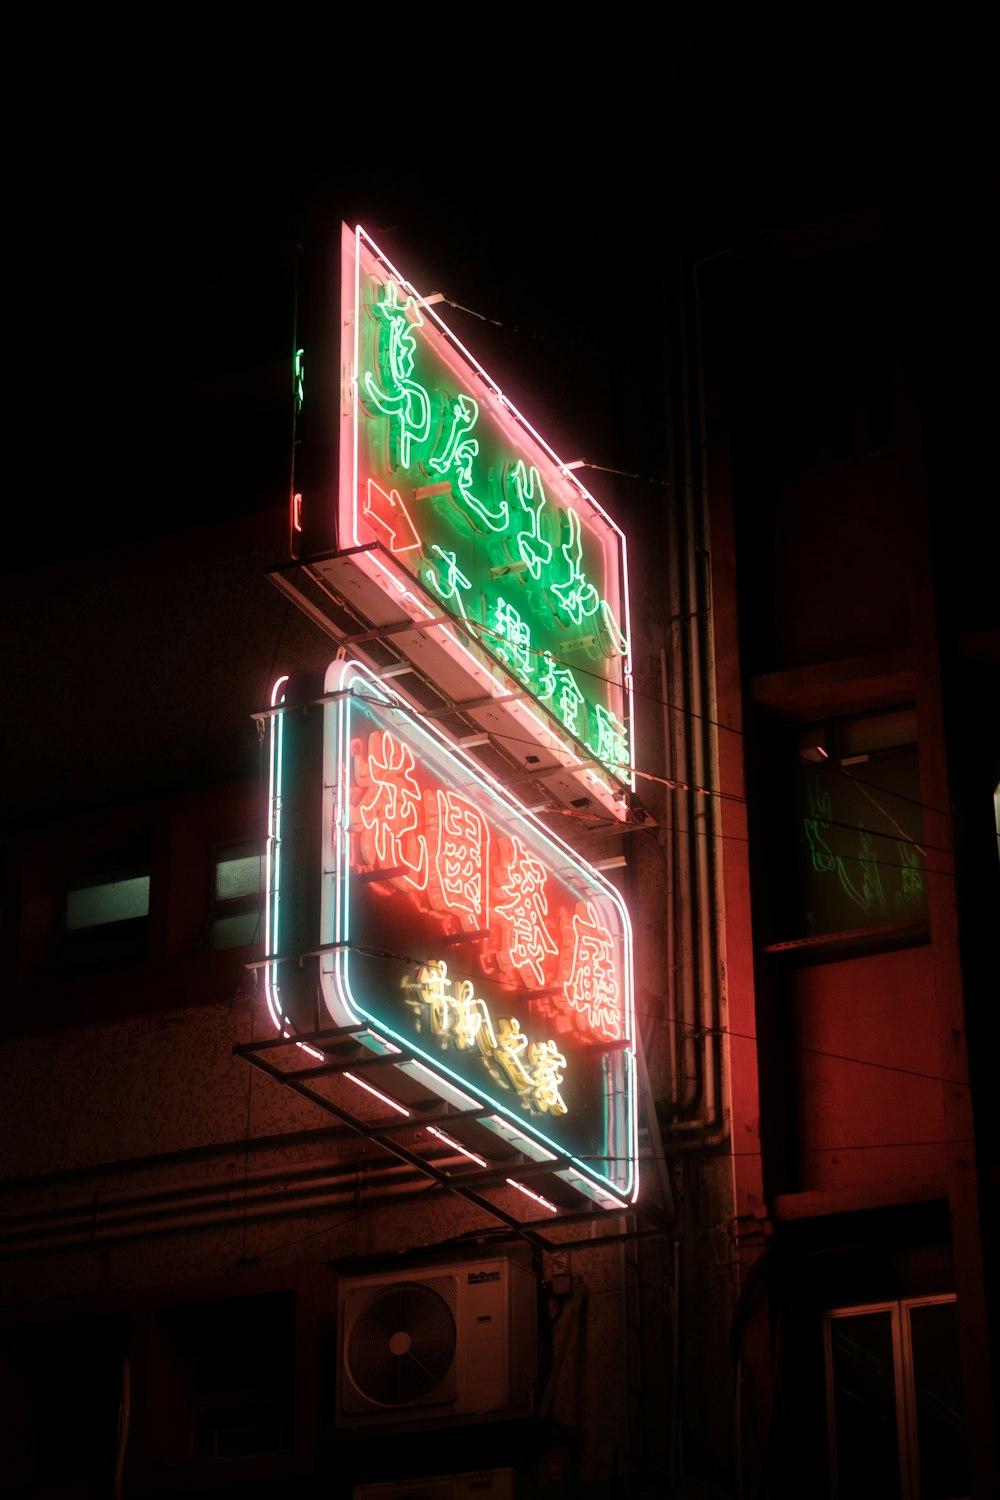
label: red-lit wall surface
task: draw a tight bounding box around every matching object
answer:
[785,946,947,1196]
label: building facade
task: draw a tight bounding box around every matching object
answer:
[3,22,998,1500]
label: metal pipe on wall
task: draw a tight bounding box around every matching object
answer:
[655,225,727,1150]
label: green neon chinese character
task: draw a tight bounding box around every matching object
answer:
[363,280,432,470]
[504,460,553,578]
[426,545,472,619]
[428,394,509,532]
[550,508,601,625]
[548,507,629,658]
[538,652,587,741]
[492,595,534,680]
[587,703,630,773]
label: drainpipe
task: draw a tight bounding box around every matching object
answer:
[655,230,727,1150]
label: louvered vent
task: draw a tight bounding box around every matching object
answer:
[336,1259,538,1429]
[343,1275,458,1411]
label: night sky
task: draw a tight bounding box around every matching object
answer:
[1,10,674,562]
[2,10,996,566]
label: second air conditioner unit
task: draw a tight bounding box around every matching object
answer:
[336,1257,538,1429]
[353,1469,516,1500]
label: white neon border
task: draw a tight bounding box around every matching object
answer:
[343,224,636,807]
[317,657,639,1206]
[264,673,290,1036]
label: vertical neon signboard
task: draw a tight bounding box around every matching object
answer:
[265,659,638,1208]
[337,224,634,812]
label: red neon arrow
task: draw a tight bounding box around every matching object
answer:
[364,479,422,553]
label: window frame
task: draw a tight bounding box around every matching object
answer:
[824,1294,966,1500]
[200,836,265,954]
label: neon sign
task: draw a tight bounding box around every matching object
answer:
[265,659,638,1207]
[330,225,634,817]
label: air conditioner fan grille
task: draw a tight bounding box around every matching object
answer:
[347,1280,458,1406]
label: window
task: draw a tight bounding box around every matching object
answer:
[825,1296,967,1500]
[201,838,264,951]
[149,1292,295,1461]
[0,1315,131,1490]
[52,832,151,971]
[765,707,927,947]
[66,872,149,930]
[774,244,896,477]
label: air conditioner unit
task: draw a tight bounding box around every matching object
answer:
[336,1258,537,1429]
[353,1468,516,1500]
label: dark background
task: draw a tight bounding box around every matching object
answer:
[1,8,996,571]
[1,7,667,561]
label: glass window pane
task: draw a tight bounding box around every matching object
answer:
[205,910,262,952]
[829,1311,902,1500]
[214,846,264,902]
[66,875,150,930]
[794,745,927,939]
[908,1301,968,1500]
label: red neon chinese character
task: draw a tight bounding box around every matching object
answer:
[428,788,490,929]
[491,835,559,987]
[562,900,622,1038]
[355,730,428,891]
